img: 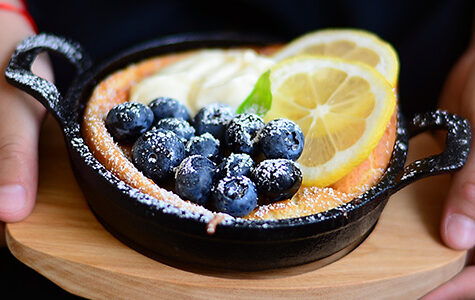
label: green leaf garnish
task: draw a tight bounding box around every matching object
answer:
[236,70,272,117]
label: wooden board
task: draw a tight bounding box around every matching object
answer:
[6,116,467,299]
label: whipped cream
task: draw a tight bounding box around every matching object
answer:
[129,49,275,114]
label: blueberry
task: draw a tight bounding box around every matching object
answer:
[225,113,265,155]
[193,103,235,140]
[131,129,185,182]
[185,133,221,162]
[155,118,195,143]
[149,97,190,121]
[175,155,216,206]
[105,102,154,143]
[251,159,302,203]
[258,118,305,161]
[211,175,258,217]
[215,153,254,180]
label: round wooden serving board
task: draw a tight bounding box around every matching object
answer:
[6,116,468,299]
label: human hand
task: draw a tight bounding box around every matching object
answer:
[422,34,475,299]
[0,1,53,247]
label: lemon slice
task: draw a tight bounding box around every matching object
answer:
[265,56,396,187]
[273,29,399,86]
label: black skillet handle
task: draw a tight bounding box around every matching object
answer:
[392,110,471,192]
[4,33,92,126]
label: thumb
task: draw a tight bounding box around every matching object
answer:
[0,56,51,224]
[439,45,475,250]
[0,127,41,222]
[441,140,475,250]
[439,63,475,250]
[0,92,44,223]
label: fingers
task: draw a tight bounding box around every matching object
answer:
[441,151,475,249]
[422,265,475,299]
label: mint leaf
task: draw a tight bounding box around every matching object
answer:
[236,70,272,117]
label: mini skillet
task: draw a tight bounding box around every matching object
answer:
[5,33,471,270]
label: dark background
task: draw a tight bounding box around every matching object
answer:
[2,0,474,297]
[26,0,474,117]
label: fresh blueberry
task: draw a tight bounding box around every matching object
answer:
[105,102,154,143]
[175,155,216,206]
[215,153,254,180]
[185,133,221,162]
[155,118,195,143]
[193,103,235,140]
[211,175,258,217]
[131,129,185,182]
[251,159,302,203]
[225,113,265,155]
[149,97,190,121]
[258,118,305,161]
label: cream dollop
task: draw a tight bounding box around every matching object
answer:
[129,49,275,114]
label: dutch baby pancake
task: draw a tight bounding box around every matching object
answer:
[82,29,398,223]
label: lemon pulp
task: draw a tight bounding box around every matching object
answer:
[266,56,396,186]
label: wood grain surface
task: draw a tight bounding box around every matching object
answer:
[6,115,467,299]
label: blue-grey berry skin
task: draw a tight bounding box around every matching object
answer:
[185,133,221,162]
[258,119,305,161]
[211,175,257,217]
[149,97,190,122]
[175,155,216,206]
[225,113,265,155]
[131,129,185,182]
[155,118,195,143]
[215,153,254,180]
[193,103,235,140]
[251,159,302,203]
[105,102,154,144]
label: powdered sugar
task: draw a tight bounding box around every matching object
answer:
[225,113,265,154]
[81,50,398,231]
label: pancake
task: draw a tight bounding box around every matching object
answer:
[82,47,397,221]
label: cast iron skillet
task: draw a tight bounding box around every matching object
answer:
[5,33,471,271]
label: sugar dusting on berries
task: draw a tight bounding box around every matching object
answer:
[225,113,264,154]
[185,132,220,160]
[217,153,254,178]
[199,103,234,125]
[156,118,195,140]
[118,102,142,119]
[254,159,301,190]
[175,154,198,178]
[141,130,181,161]
[187,132,220,148]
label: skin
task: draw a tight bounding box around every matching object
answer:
[421,15,475,299]
[0,1,473,297]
